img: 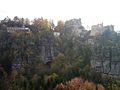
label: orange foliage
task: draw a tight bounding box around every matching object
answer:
[83,80,96,90]
[97,84,105,90]
[55,77,105,90]
[56,83,65,90]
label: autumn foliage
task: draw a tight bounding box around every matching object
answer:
[55,77,105,90]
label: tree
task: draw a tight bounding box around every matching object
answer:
[55,20,64,32]
[24,18,30,26]
[32,18,52,31]
[0,31,13,75]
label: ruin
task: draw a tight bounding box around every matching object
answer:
[62,18,85,37]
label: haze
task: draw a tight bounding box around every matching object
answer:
[0,0,120,30]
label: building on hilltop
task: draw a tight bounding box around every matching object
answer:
[7,27,30,33]
[90,23,104,36]
[54,31,60,37]
[90,24,115,37]
[62,18,85,37]
[53,27,60,37]
[65,18,82,26]
[104,25,114,31]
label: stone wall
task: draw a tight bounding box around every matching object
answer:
[63,19,85,37]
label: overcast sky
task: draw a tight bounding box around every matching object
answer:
[0,0,120,30]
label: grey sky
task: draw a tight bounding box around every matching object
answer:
[0,0,120,30]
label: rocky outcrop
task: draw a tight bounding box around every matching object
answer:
[62,19,85,38]
[91,46,120,78]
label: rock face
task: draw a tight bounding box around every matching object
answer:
[62,19,85,38]
[91,46,120,78]
[41,31,54,64]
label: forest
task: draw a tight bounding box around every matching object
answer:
[0,16,120,90]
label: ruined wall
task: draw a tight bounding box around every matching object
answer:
[63,19,85,37]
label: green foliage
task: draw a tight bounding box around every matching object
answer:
[0,16,120,90]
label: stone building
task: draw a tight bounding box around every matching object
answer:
[90,23,104,36]
[7,27,30,33]
[62,18,85,37]
[104,25,114,31]
[90,24,114,37]
[54,31,60,37]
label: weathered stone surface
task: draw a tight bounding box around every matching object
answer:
[62,18,85,37]
[90,23,104,36]
[91,46,120,77]
[90,24,114,36]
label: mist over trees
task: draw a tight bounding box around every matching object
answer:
[0,16,120,90]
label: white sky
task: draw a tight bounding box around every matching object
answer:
[0,0,120,30]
